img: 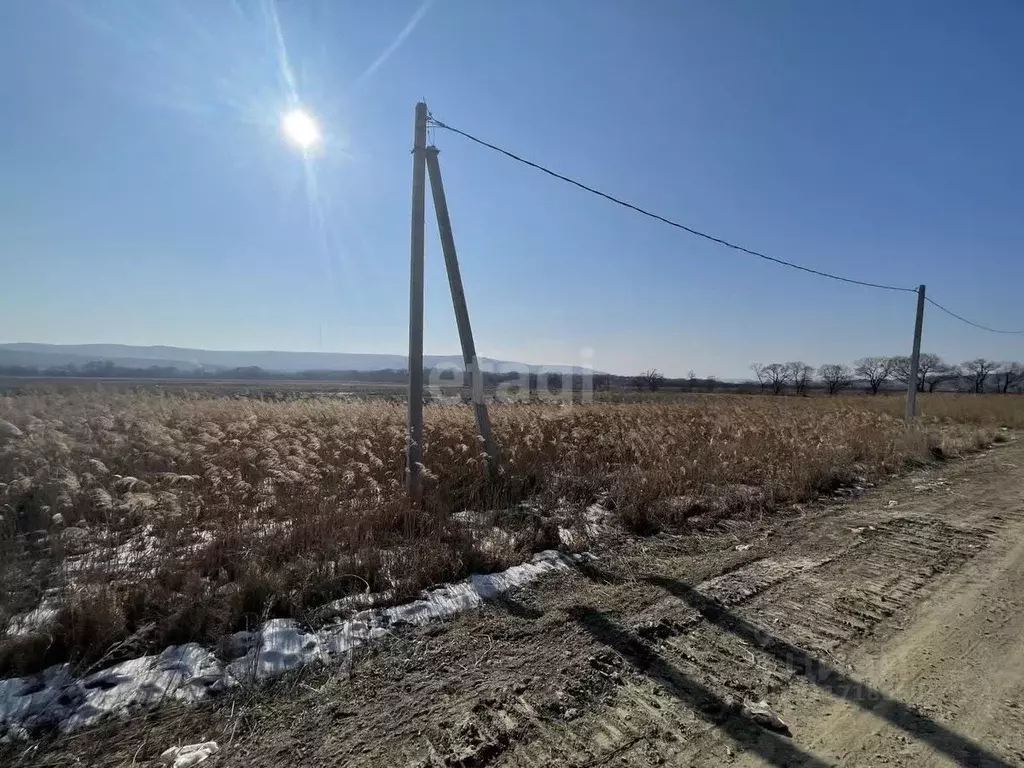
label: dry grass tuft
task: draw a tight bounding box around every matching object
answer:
[0,391,1017,675]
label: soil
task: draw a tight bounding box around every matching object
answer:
[7,439,1024,767]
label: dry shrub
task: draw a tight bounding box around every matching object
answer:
[0,391,1016,675]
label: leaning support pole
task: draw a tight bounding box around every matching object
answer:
[406,102,428,499]
[905,284,926,422]
[425,145,499,473]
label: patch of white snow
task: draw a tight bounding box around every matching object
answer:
[159,740,219,767]
[0,550,576,738]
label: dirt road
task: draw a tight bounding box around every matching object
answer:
[741,519,1024,768]
[14,439,1024,767]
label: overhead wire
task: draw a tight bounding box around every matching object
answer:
[925,297,1024,335]
[428,114,917,294]
[428,113,1024,336]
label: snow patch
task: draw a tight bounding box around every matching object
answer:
[559,502,612,548]
[0,550,575,738]
[6,599,60,637]
[62,526,161,576]
[159,741,219,767]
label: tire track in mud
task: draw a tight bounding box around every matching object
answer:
[431,517,997,767]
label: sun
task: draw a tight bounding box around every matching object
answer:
[281,108,321,150]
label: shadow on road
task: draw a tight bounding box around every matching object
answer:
[492,594,544,620]
[568,605,832,767]
[646,575,1013,768]
[572,557,624,586]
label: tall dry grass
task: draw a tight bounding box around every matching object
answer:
[846,391,1024,429]
[0,391,1013,675]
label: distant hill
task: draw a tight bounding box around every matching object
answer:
[0,343,593,375]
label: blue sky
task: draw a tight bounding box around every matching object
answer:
[2,0,1023,377]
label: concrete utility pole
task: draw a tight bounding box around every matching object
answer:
[425,146,499,472]
[905,284,926,422]
[406,102,428,498]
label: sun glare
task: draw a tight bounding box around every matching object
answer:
[281,108,321,150]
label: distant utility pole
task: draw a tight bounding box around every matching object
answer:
[425,146,499,473]
[406,102,428,499]
[905,284,926,422]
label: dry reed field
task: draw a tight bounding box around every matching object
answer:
[0,390,1017,677]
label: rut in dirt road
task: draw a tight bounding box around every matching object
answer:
[568,605,831,768]
[477,512,1004,767]
[646,577,1014,767]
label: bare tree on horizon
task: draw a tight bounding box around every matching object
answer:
[819,363,854,395]
[963,358,998,394]
[854,356,894,395]
[996,362,1024,394]
[787,361,814,396]
[761,363,791,396]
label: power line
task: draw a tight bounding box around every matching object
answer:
[429,114,1024,337]
[925,297,1024,335]
[427,114,917,294]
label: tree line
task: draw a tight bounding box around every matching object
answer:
[4,357,1021,396]
[0,362,638,392]
[748,356,1024,396]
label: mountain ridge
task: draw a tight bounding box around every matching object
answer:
[0,343,596,375]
